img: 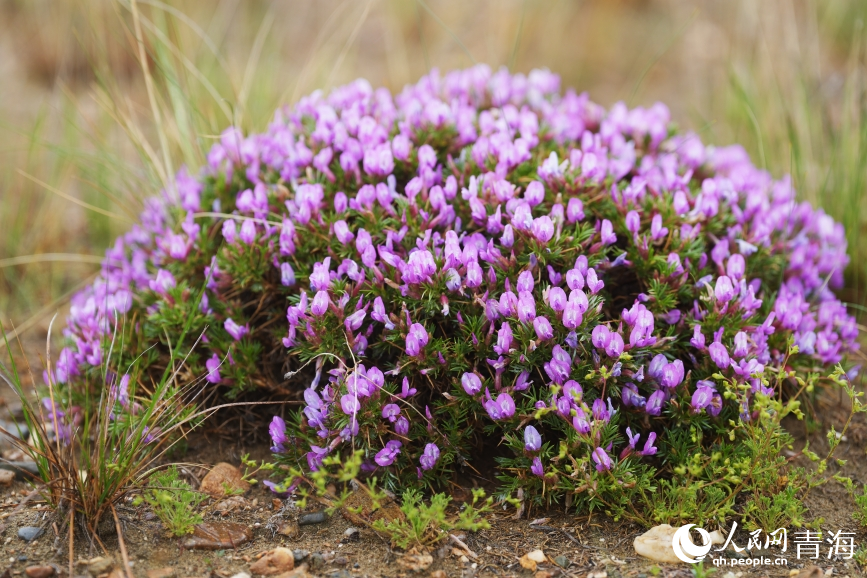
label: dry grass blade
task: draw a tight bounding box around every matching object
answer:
[0,253,104,269]
[0,311,225,549]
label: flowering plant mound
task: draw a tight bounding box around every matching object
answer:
[54,66,858,522]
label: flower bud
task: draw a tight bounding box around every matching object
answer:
[524,425,542,452]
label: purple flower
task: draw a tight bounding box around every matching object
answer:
[344,309,367,333]
[515,370,533,391]
[310,259,332,291]
[566,269,585,291]
[222,220,237,244]
[650,214,668,240]
[382,403,400,422]
[659,359,684,388]
[640,432,658,456]
[483,390,516,420]
[714,275,736,303]
[621,383,646,408]
[224,318,249,341]
[533,316,554,341]
[599,219,616,245]
[340,394,360,416]
[566,198,584,223]
[371,297,394,330]
[494,322,514,355]
[586,268,604,294]
[500,224,515,247]
[461,372,482,396]
[307,445,329,471]
[531,456,544,477]
[517,270,534,293]
[334,220,355,245]
[563,291,586,330]
[732,331,749,358]
[625,210,640,234]
[592,447,612,472]
[591,325,611,350]
[572,408,591,434]
[269,416,287,452]
[445,268,462,292]
[363,144,394,177]
[420,443,440,470]
[517,292,536,323]
[691,386,715,413]
[279,218,295,255]
[280,262,296,287]
[547,287,567,311]
[690,325,706,350]
[531,216,554,243]
[726,254,745,280]
[645,390,665,416]
[605,331,625,358]
[709,341,730,369]
[149,269,176,296]
[375,440,402,467]
[395,416,410,435]
[239,219,257,244]
[525,181,545,206]
[544,350,571,385]
[311,290,330,316]
[563,379,583,401]
[406,323,429,356]
[465,260,483,288]
[205,354,221,384]
[399,377,417,398]
[524,425,542,452]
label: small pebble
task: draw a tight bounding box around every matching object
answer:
[277,519,300,538]
[298,511,328,525]
[0,469,14,486]
[334,555,349,566]
[554,554,570,568]
[229,574,251,578]
[310,552,325,569]
[293,549,310,562]
[17,527,43,542]
[341,527,359,542]
[24,566,55,578]
[17,555,28,562]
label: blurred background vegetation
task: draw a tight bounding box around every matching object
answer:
[1,0,866,345]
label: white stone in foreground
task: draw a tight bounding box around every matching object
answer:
[633,524,683,564]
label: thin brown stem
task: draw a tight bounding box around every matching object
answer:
[68,508,74,578]
[111,504,133,578]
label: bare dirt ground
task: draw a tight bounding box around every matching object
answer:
[1,332,866,578]
[0,405,863,578]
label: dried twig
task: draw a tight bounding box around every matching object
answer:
[449,533,478,559]
[68,508,74,578]
[111,504,133,578]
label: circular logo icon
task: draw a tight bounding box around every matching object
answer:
[672,524,712,564]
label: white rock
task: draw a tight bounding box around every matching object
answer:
[526,549,546,563]
[230,574,251,578]
[633,524,682,564]
[710,530,725,545]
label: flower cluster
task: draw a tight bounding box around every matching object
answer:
[52,66,857,503]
